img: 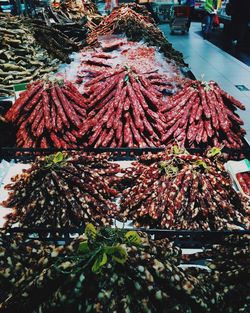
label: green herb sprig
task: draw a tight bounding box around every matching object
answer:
[55,224,142,275]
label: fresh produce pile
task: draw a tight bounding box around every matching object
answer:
[163,80,246,149]
[0,226,214,313]
[182,234,250,313]
[87,4,184,65]
[4,78,87,148]
[236,172,250,196]
[0,14,60,97]
[76,41,187,95]
[78,66,169,147]
[1,152,120,228]
[120,150,250,229]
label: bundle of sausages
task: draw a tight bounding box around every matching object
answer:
[2,152,120,228]
[120,151,250,230]
[162,80,246,149]
[78,66,169,147]
[182,234,250,313]
[76,41,185,94]
[5,78,87,148]
[0,228,211,313]
[87,4,184,65]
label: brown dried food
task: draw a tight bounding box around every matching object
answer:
[182,234,250,313]
[0,15,60,95]
[120,151,250,230]
[0,227,211,313]
[1,152,120,228]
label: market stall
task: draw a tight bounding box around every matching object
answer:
[0,2,249,312]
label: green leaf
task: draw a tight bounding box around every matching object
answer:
[172,145,181,155]
[207,147,221,157]
[195,160,208,169]
[133,74,139,82]
[57,78,65,87]
[124,231,141,246]
[159,161,167,170]
[78,241,90,254]
[103,246,116,255]
[92,252,108,273]
[112,246,127,265]
[53,152,64,163]
[44,162,53,168]
[85,223,97,241]
[45,155,53,163]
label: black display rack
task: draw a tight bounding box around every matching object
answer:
[0,147,249,248]
[2,226,249,248]
[1,146,250,162]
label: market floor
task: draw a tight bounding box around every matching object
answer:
[160,22,250,144]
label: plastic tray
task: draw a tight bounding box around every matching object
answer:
[225,159,250,198]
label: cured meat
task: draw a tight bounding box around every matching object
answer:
[79,67,169,147]
[5,79,87,148]
[163,80,246,149]
[2,152,120,228]
[120,151,250,230]
[87,4,185,65]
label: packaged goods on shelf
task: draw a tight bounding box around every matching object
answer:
[0,14,60,98]
[87,4,185,65]
[119,150,250,230]
[1,152,120,228]
[236,171,250,197]
[4,78,87,149]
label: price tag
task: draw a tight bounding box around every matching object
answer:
[14,83,27,100]
[245,159,250,171]
[14,83,27,92]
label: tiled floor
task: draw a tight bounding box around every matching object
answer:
[160,22,250,143]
